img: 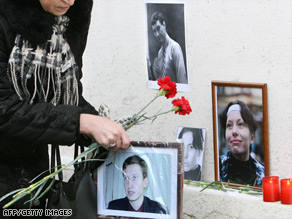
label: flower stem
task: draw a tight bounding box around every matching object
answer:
[135,94,160,117]
[2,142,104,209]
[136,110,172,124]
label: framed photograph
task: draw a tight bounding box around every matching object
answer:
[97,141,184,219]
[212,81,269,188]
[145,0,189,92]
[176,126,206,181]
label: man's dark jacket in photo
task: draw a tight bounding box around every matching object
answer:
[108,196,169,214]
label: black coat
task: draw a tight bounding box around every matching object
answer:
[0,0,102,208]
[108,196,169,214]
[184,165,202,181]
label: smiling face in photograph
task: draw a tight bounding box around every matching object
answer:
[123,164,148,205]
[225,110,255,161]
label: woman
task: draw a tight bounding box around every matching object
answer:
[0,0,130,211]
[219,100,265,186]
[178,127,204,181]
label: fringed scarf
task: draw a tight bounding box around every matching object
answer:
[7,16,79,106]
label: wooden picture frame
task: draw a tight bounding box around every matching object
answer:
[212,81,269,188]
[97,141,184,219]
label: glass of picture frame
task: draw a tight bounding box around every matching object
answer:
[212,81,269,188]
[97,141,184,219]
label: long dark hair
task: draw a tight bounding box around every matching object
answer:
[220,100,257,135]
[220,100,257,152]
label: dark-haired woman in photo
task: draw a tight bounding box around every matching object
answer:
[219,100,265,186]
[178,127,204,181]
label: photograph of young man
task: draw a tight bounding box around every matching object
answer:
[107,155,168,214]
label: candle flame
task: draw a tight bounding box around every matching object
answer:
[288,181,290,186]
[269,180,272,183]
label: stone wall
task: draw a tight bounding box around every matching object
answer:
[183,185,292,219]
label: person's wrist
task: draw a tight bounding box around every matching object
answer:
[79,113,90,134]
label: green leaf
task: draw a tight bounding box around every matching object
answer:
[0,188,23,203]
[3,192,28,209]
[36,178,56,200]
[24,181,46,205]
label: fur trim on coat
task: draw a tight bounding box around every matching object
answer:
[0,0,93,47]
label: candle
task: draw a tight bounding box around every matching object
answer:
[262,176,280,202]
[281,178,292,204]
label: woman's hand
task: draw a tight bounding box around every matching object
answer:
[79,114,130,150]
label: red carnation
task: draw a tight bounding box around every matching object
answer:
[171,96,192,115]
[157,76,177,99]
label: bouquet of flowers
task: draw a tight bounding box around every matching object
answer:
[0,76,192,209]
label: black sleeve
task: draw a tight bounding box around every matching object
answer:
[0,82,82,146]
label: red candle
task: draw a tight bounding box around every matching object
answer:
[262,176,280,202]
[281,178,292,204]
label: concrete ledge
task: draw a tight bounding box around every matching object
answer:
[183,184,292,219]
